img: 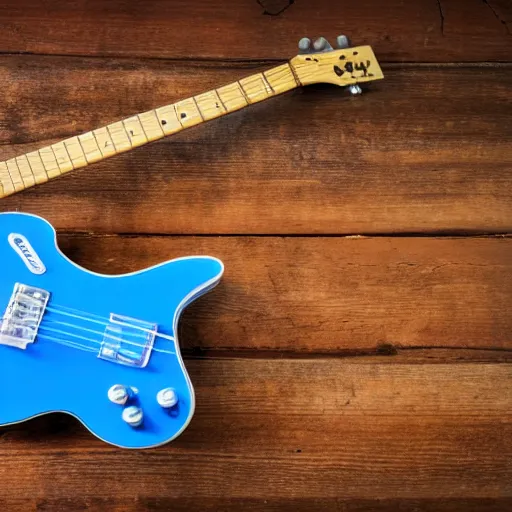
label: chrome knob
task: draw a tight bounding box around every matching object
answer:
[298,37,311,52]
[313,37,328,51]
[108,384,131,405]
[122,405,143,427]
[336,35,350,49]
[348,84,362,95]
[157,388,178,409]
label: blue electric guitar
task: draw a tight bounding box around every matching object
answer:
[0,212,223,448]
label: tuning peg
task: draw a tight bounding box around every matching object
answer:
[298,37,311,53]
[348,85,363,95]
[313,37,333,52]
[336,35,350,49]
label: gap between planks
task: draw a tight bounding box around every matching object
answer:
[0,52,512,68]
[182,347,512,364]
[57,232,512,239]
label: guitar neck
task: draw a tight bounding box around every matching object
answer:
[0,62,301,198]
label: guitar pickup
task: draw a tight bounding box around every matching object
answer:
[98,314,157,368]
[0,283,50,349]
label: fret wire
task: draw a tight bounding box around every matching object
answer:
[30,151,49,180]
[173,104,181,127]
[288,63,302,86]
[59,141,75,170]
[8,159,24,186]
[16,158,29,185]
[260,73,274,94]
[236,81,251,104]
[6,160,17,184]
[91,130,103,156]
[105,126,115,148]
[49,145,62,175]
[5,161,14,183]
[0,161,15,189]
[23,154,35,177]
[214,89,227,111]
[192,97,205,122]
[121,123,134,148]
[136,114,151,140]
[15,156,34,186]
[105,126,117,151]
[1,166,15,189]
[76,137,89,161]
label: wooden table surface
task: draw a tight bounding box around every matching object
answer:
[0,1,511,510]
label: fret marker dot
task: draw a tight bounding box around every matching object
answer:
[161,120,167,125]
[180,113,187,119]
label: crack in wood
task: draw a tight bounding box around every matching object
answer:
[182,346,512,360]
[257,0,295,16]
[436,0,445,36]
[482,0,511,35]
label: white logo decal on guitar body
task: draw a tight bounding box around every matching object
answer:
[8,233,46,275]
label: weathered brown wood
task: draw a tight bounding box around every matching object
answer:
[0,47,384,199]
[0,3,509,509]
[3,498,511,512]
[51,234,512,354]
[0,0,510,62]
[1,58,511,235]
[0,360,510,509]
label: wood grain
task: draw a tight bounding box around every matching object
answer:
[1,58,511,235]
[0,62,305,198]
[0,1,510,508]
[2,498,510,512]
[0,0,510,62]
[52,233,512,354]
[0,360,510,510]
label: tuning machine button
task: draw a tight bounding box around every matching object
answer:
[348,84,363,95]
[122,405,144,427]
[313,37,330,52]
[298,37,311,53]
[336,35,350,49]
[108,384,132,405]
[157,388,178,409]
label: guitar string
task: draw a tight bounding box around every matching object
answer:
[37,331,175,357]
[47,303,110,321]
[41,317,178,350]
[36,333,98,353]
[42,318,159,349]
[46,305,172,340]
[36,326,177,356]
[2,306,179,356]
[41,308,179,353]
[43,304,178,350]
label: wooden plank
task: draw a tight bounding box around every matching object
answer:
[0,360,509,508]
[3,498,510,512]
[0,0,510,62]
[0,58,511,235]
[1,498,510,512]
[50,234,512,354]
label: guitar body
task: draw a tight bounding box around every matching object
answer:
[0,213,223,448]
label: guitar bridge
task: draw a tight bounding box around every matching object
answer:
[98,314,157,368]
[0,283,50,349]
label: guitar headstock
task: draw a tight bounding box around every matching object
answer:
[290,35,383,94]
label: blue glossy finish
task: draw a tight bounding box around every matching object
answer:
[0,213,223,448]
